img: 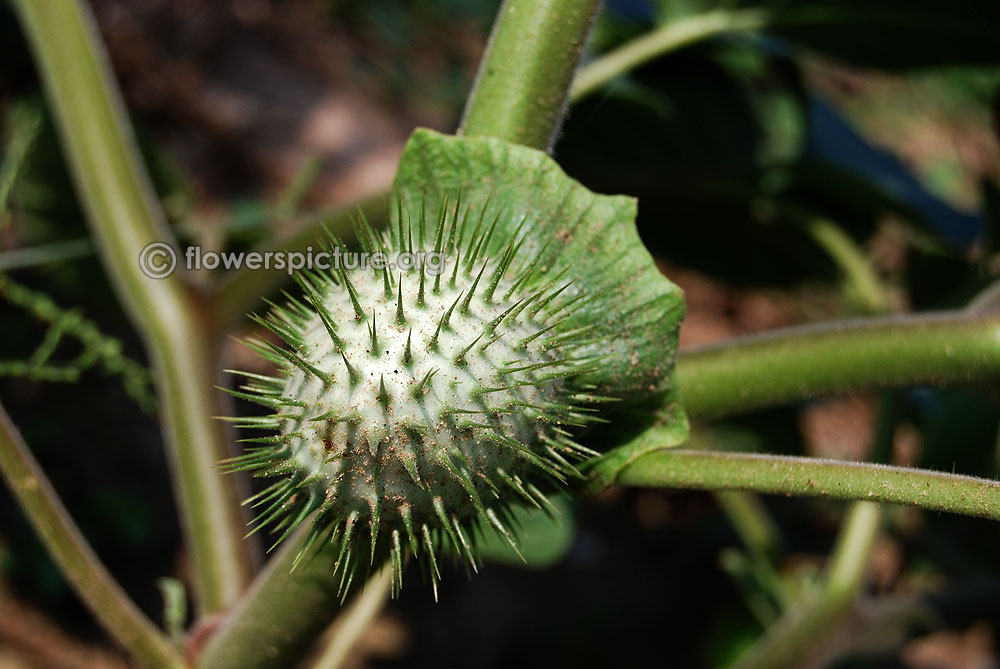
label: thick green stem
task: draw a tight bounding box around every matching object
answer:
[11,0,253,612]
[732,502,881,669]
[677,310,1000,419]
[613,450,1000,521]
[196,532,368,669]
[0,405,184,669]
[570,8,768,102]
[460,0,602,150]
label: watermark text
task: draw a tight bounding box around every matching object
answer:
[138,243,447,279]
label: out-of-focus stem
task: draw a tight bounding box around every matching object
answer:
[0,405,183,669]
[677,310,1000,419]
[570,9,768,102]
[11,0,254,612]
[731,502,881,669]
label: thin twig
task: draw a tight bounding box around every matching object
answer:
[570,9,768,102]
[0,404,183,669]
[731,502,882,669]
[311,565,393,669]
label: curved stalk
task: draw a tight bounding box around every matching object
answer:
[731,502,881,669]
[460,0,602,150]
[0,405,184,669]
[570,9,768,102]
[613,449,1000,521]
[11,0,253,612]
[798,216,892,314]
[677,310,1000,419]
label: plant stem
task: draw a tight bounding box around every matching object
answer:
[196,531,366,669]
[677,310,1000,419]
[731,502,881,669]
[798,216,891,315]
[0,405,184,669]
[311,565,393,669]
[715,490,782,562]
[0,238,94,271]
[460,0,602,150]
[613,449,1000,521]
[570,8,768,102]
[11,0,253,612]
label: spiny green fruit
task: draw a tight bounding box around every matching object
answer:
[224,129,687,598]
[224,206,610,596]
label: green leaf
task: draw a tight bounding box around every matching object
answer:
[584,383,690,493]
[156,577,188,646]
[391,128,686,406]
[0,98,44,228]
[474,495,576,568]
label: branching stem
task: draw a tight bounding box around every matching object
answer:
[11,0,254,612]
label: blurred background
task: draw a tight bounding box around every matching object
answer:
[1,0,999,667]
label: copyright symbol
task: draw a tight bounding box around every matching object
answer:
[138,242,177,279]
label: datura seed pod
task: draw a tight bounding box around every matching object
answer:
[223,129,686,596]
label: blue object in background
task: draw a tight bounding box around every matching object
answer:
[606,0,984,248]
[607,0,655,22]
[805,96,982,249]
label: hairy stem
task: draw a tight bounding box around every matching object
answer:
[570,8,768,102]
[0,405,184,669]
[11,0,253,612]
[460,0,602,150]
[677,310,1000,419]
[732,502,881,669]
[196,532,367,669]
[612,449,1000,521]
